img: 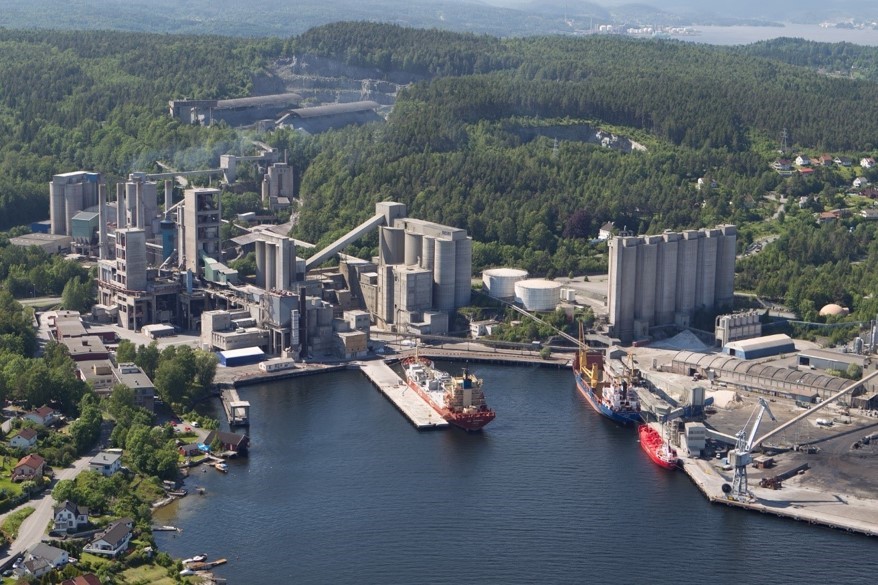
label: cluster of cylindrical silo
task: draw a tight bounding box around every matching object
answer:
[378,223,472,314]
[482,268,529,300]
[608,225,737,343]
[255,233,297,291]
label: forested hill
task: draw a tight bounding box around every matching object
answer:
[5,24,878,323]
[738,38,878,81]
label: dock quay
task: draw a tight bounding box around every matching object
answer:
[221,389,250,426]
[358,361,449,430]
[680,455,878,537]
[187,558,228,571]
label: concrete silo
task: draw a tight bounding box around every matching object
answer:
[405,231,422,266]
[654,231,680,325]
[454,237,473,307]
[433,238,457,311]
[714,225,737,308]
[379,226,405,265]
[608,236,641,342]
[675,230,701,320]
[420,235,435,271]
[696,229,720,309]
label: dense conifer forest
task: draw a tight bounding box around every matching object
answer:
[2,23,878,327]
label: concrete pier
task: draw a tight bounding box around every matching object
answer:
[680,455,878,537]
[359,361,449,430]
[221,389,250,426]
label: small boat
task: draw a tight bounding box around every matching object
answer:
[196,487,206,495]
[214,462,228,473]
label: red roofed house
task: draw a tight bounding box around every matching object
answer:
[9,427,38,450]
[24,405,59,426]
[13,453,46,482]
[61,574,102,585]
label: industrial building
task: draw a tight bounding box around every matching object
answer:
[50,171,102,236]
[670,351,860,402]
[608,225,737,343]
[275,101,382,134]
[514,279,562,311]
[723,334,795,360]
[8,233,73,254]
[715,311,762,347]
[168,93,302,126]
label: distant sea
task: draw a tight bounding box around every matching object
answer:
[674,23,878,46]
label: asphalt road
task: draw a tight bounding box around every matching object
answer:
[0,453,94,567]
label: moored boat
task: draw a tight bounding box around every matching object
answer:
[402,356,495,431]
[638,423,678,470]
[573,340,642,426]
[214,462,228,473]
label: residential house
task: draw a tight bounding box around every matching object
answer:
[24,405,59,426]
[798,167,815,175]
[835,156,853,167]
[861,187,878,199]
[61,575,102,585]
[860,157,875,169]
[772,159,792,172]
[204,430,250,455]
[818,154,834,166]
[14,557,52,580]
[795,154,811,166]
[54,500,89,532]
[860,209,878,220]
[12,453,46,482]
[597,222,615,241]
[27,542,69,569]
[83,518,133,557]
[89,451,122,476]
[9,428,38,450]
[853,177,870,189]
[816,211,838,224]
[178,443,202,458]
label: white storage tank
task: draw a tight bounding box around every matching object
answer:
[514,278,562,311]
[482,268,528,300]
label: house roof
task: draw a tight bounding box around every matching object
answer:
[28,542,67,563]
[15,428,38,441]
[95,519,132,548]
[90,451,121,466]
[54,499,88,518]
[16,453,45,469]
[34,405,56,417]
[61,575,102,585]
[21,557,51,575]
[205,430,249,448]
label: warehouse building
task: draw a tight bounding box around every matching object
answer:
[723,334,795,360]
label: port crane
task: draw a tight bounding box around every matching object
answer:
[727,397,776,502]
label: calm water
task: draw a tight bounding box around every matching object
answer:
[155,365,875,584]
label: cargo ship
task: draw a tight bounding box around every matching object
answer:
[402,356,495,431]
[638,424,678,470]
[572,331,642,426]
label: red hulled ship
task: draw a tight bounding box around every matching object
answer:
[638,423,678,470]
[403,356,495,431]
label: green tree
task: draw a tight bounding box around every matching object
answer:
[115,340,137,364]
[60,277,94,313]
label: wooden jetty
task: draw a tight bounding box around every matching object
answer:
[221,389,250,426]
[359,361,449,430]
[187,559,228,571]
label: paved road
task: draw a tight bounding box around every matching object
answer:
[0,453,93,566]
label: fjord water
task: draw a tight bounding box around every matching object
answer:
[154,365,875,584]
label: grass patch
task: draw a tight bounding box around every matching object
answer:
[1,506,34,540]
[121,563,191,585]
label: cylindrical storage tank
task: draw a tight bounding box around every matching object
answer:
[255,240,266,289]
[434,239,456,311]
[379,227,405,265]
[454,237,473,307]
[482,268,528,299]
[715,225,737,308]
[421,236,435,270]
[405,232,422,266]
[514,279,562,311]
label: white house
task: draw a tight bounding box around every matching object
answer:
[54,500,89,532]
[27,542,69,569]
[470,320,498,339]
[9,428,38,450]
[598,222,615,241]
[24,405,58,427]
[84,518,133,557]
[89,451,122,476]
[14,558,52,580]
[12,453,45,482]
[853,177,870,188]
[860,157,875,169]
[795,154,811,166]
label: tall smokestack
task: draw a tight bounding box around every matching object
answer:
[164,180,172,215]
[98,183,108,260]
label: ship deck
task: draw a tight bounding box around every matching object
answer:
[359,361,449,430]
